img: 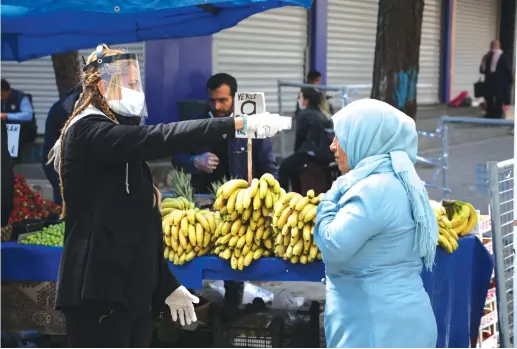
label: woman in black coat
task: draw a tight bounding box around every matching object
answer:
[480,40,513,119]
[47,44,271,348]
[279,88,334,193]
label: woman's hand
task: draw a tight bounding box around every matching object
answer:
[165,286,199,326]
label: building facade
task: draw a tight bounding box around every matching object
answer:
[0,0,511,130]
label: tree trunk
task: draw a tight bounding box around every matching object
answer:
[370,0,424,119]
[51,51,81,100]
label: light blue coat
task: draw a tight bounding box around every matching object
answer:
[314,99,438,348]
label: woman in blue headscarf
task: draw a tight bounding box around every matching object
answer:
[314,99,438,348]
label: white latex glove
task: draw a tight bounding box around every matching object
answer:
[165,286,200,326]
[244,112,292,138]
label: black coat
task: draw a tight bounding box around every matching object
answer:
[480,52,513,103]
[56,111,235,310]
[294,107,334,163]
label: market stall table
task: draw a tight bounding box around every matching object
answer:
[2,234,493,347]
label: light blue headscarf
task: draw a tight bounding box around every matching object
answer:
[331,99,437,270]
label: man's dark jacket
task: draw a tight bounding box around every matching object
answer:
[1,89,37,144]
[171,112,278,194]
[56,110,236,311]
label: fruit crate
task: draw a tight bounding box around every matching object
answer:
[212,301,321,348]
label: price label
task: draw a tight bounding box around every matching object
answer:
[234,92,266,139]
[6,123,20,157]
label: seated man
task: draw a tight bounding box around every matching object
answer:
[172,73,278,310]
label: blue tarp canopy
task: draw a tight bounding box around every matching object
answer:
[1,0,312,62]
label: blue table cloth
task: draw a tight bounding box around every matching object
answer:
[2,234,492,348]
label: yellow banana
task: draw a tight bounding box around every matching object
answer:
[206,213,216,233]
[253,191,262,210]
[164,247,170,259]
[188,224,197,246]
[231,219,243,235]
[253,248,264,260]
[263,238,273,250]
[246,226,255,245]
[162,220,171,236]
[195,212,210,231]
[237,235,247,249]
[238,254,245,270]
[288,211,299,228]
[195,223,204,246]
[230,255,238,269]
[260,173,276,186]
[295,196,311,212]
[299,203,314,222]
[258,179,268,199]
[186,210,196,224]
[309,245,318,259]
[243,188,253,210]
[170,236,178,251]
[173,211,187,226]
[306,189,315,199]
[179,232,188,249]
[180,217,189,236]
[438,234,453,253]
[300,255,308,264]
[302,224,311,241]
[226,189,241,214]
[289,193,303,209]
[235,189,246,213]
[278,207,293,229]
[213,196,225,210]
[462,203,478,236]
[293,239,303,256]
[244,250,254,267]
[161,207,174,217]
[261,205,269,218]
[304,206,317,223]
[265,191,273,209]
[203,231,210,247]
[290,255,299,264]
[238,224,247,237]
[222,179,249,199]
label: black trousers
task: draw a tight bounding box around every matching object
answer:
[62,301,153,348]
[485,91,504,119]
[42,163,62,205]
[279,152,317,194]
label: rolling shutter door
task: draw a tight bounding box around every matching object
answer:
[451,0,498,99]
[326,0,378,100]
[212,6,309,113]
[419,0,442,104]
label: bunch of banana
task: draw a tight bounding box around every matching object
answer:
[271,190,323,264]
[162,208,220,265]
[160,196,196,217]
[430,200,459,254]
[211,174,285,270]
[442,200,478,237]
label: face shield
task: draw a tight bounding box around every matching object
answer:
[84,45,147,119]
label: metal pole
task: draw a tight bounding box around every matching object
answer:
[440,119,450,200]
[488,161,511,348]
[277,82,286,159]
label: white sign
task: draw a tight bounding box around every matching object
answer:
[6,123,20,157]
[234,92,266,139]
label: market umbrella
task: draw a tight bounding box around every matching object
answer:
[1,0,312,62]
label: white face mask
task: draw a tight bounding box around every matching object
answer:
[298,100,307,111]
[108,87,146,116]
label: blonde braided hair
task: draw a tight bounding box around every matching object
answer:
[48,45,161,217]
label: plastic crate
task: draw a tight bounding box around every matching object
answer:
[212,301,321,348]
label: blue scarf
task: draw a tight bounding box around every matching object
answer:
[326,99,437,270]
